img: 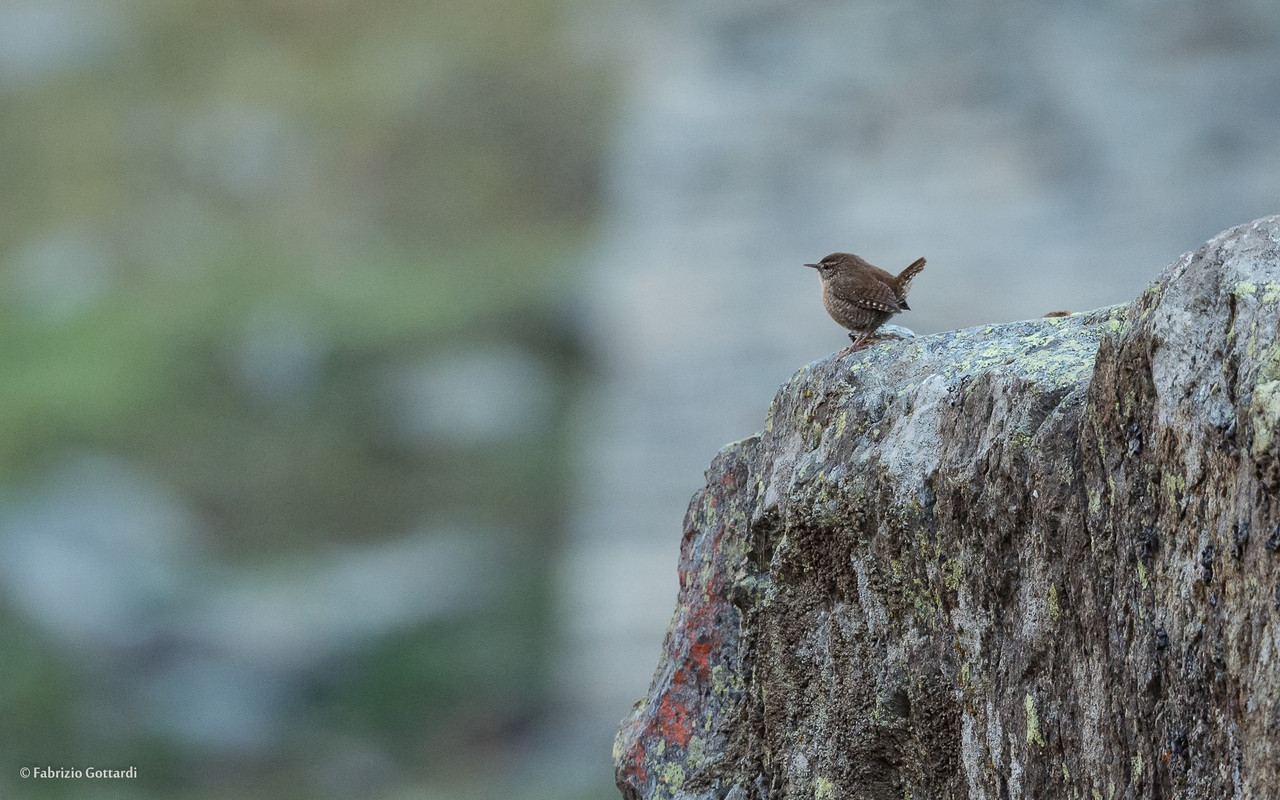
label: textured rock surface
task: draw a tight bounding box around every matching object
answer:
[614,217,1280,800]
[565,2,1280,737]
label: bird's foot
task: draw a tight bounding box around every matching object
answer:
[835,331,874,358]
[835,326,917,359]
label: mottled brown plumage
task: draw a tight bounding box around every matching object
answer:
[804,252,926,353]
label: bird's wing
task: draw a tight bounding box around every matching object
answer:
[851,279,906,313]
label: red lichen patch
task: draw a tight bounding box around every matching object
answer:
[630,748,648,784]
[615,707,652,792]
[655,668,694,749]
[710,523,725,556]
[619,453,749,796]
[689,639,712,676]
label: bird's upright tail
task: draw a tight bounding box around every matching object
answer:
[897,257,926,295]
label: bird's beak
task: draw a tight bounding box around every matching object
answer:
[804,263,818,269]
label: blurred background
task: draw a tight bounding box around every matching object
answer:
[1,0,1277,798]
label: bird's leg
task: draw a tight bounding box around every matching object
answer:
[836,330,874,358]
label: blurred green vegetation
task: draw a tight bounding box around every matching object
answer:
[0,0,611,797]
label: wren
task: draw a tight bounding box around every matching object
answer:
[804,252,926,354]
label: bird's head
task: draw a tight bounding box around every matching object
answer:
[804,252,859,280]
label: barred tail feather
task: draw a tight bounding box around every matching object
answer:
[896,257,926,297]
[899,257,926,283]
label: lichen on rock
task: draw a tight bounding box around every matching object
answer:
[615,216,1280,800]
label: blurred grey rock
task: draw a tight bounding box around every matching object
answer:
[141,528,495,751]
[0,453,495,751]
[179,106,314,199]
[0,453,203,648]
[188,529,492,671]
[377,344,558,448]
[234,302,330,411]
[10,228,115,320]
[0,0,124,82]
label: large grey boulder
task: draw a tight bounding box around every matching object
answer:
[566,2,1280,741]
[615,217,1280,799]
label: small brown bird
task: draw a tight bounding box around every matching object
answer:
[804,252,927,354]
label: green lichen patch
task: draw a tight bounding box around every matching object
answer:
[1259,344,1280,382]
[1025,692,1046,747]
[958,307,1124,387]
[687,735,706,768]
[1087,487,1103,515]
[1261,281,1280,304]
[1250,379,1280,456]
[662,763,686,791]
[943,558,964,592]
[1160,471,1185,502]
